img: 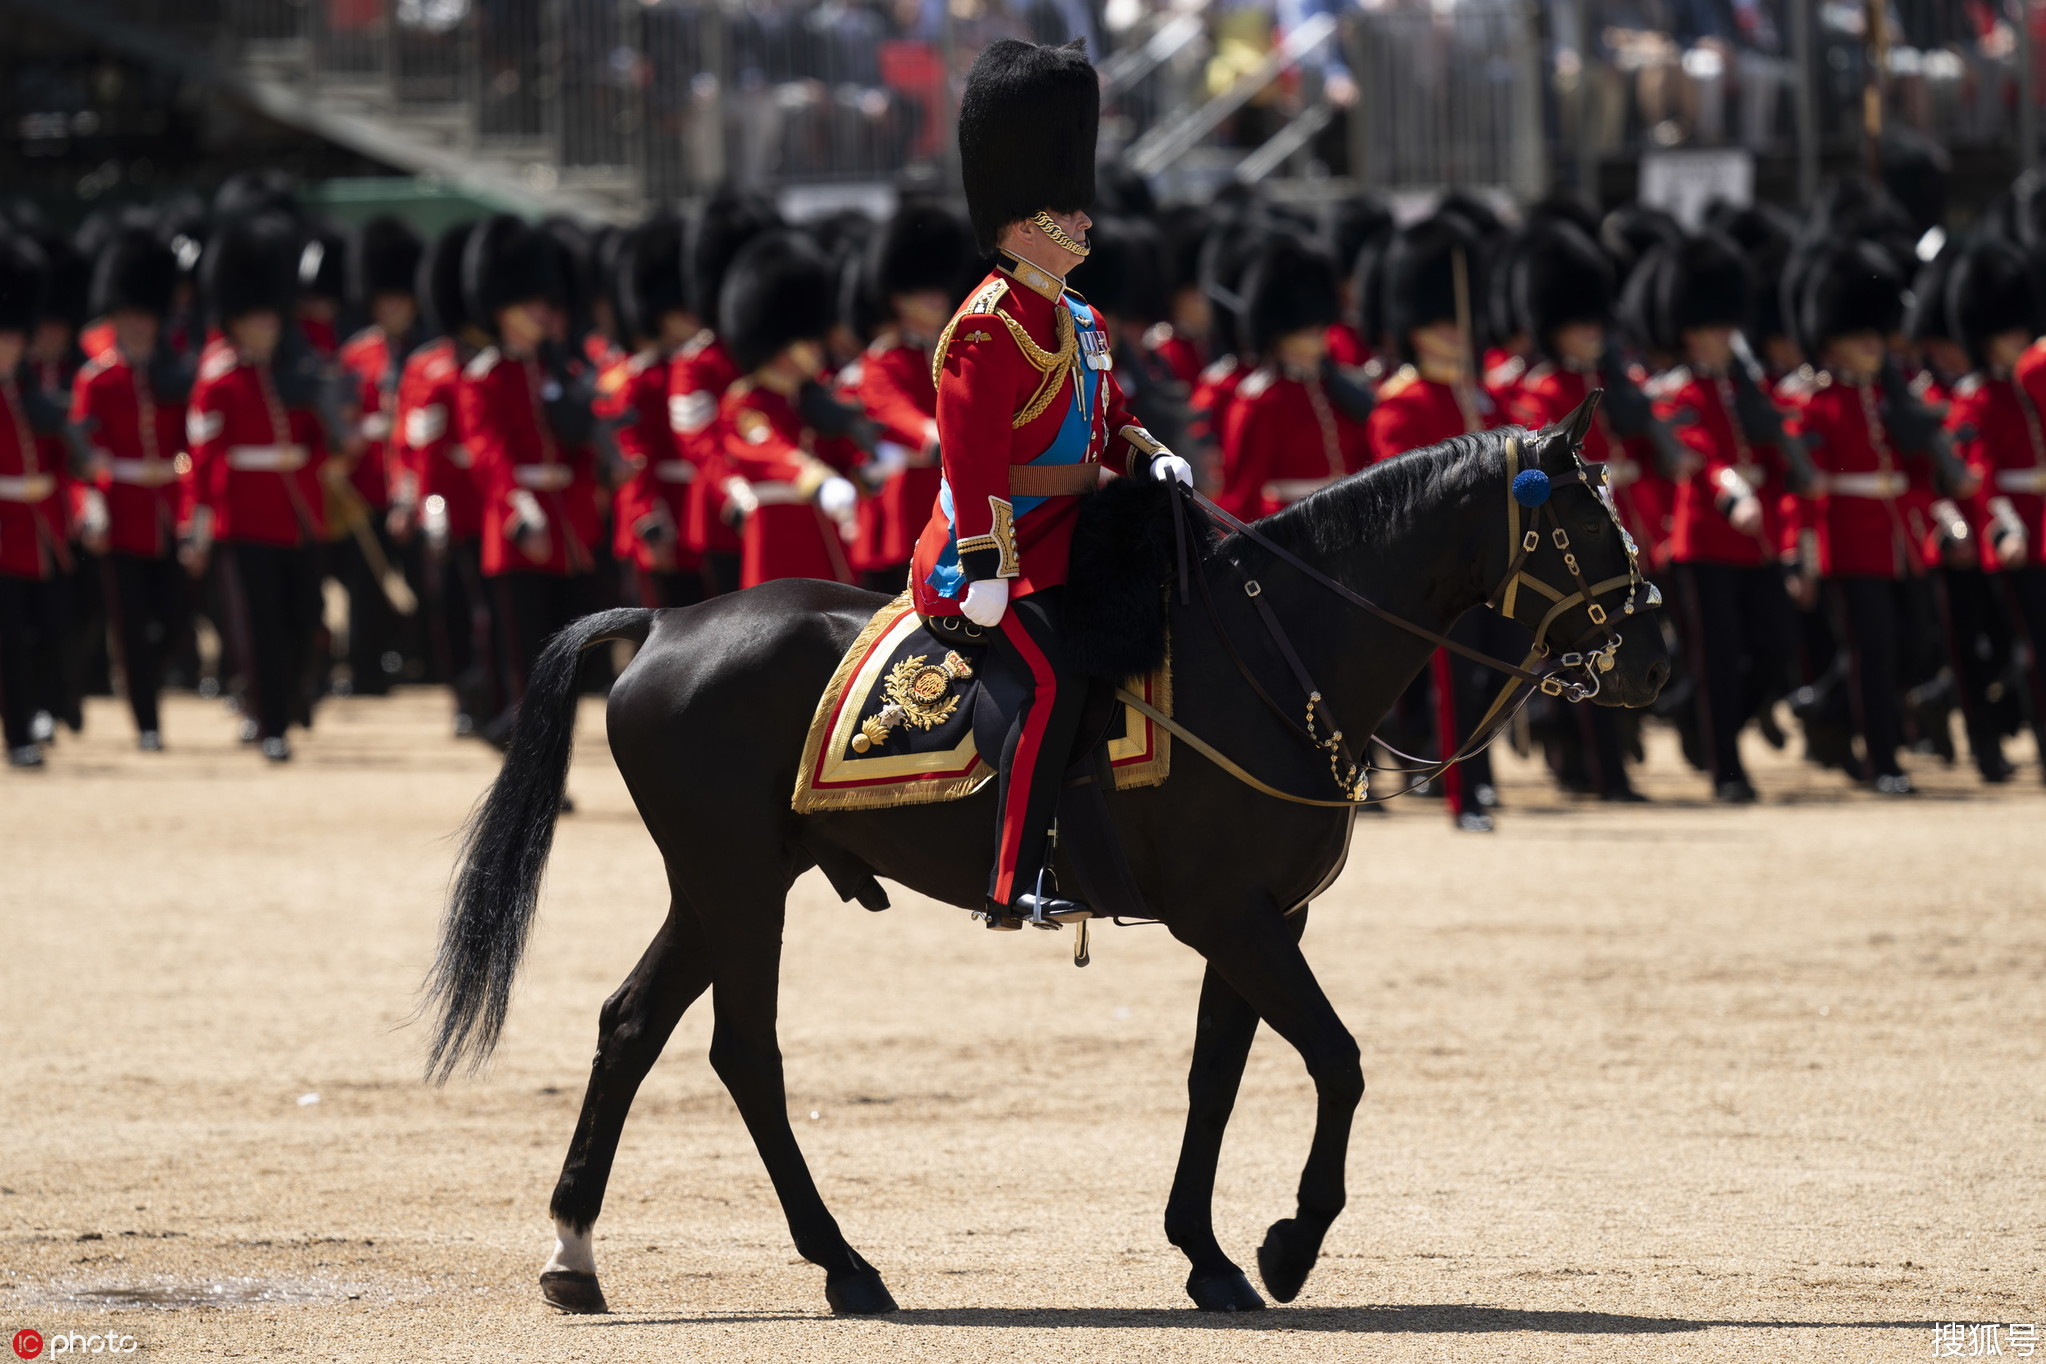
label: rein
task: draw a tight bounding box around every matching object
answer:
[1121,435,1656,808]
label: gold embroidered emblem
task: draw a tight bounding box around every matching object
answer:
[962,330,992,344]
[851,651,977,752]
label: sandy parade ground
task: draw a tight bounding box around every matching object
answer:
[3,686,2043,1363]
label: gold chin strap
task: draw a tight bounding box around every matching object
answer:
[1030,211,1091,259]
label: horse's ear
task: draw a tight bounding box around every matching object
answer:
[1560,389,1602,449]
[1530,389,1602,472]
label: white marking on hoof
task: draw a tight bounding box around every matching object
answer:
[543,1220,596,1276]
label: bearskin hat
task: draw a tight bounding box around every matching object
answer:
[1903,244,1958,344]
[1328,193,1394,278]
[958,38,1099,255]
[1240,235,1339,356]
[720,229,836,373]
[1199,216,1280,358]
[1434,188,1503,244]
[1600,202,1684,285]
[0,234,48,334]
[1524,193,1602,243]
[349,217,424,307]
[1350,232,1391,355]
[689,188,781,330]
[1382,215,1479,363]
[1709,203,1794,343]
[419,222,476,338]
[90,227,179,318]
[541,217,598,335]
[1789,238,1905,358]
[461,215,559,331]
[1881,126,1950,239]
[837,248,885,345]
[1630,232,1751,355]
[200,214,298,323]
[867,197,975,304]
[212,170,299,224]
[1070,216,1167,325]
[1156,204,1212,298]
[296,225,347,302]
[1512,221,1614,352]
[1095,163,1156,218]
[616,215,688,345]
[1946,238,2038,368]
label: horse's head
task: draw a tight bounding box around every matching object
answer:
[1496,393,1671,708]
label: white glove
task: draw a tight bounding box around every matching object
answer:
[960,577,1010,627]
[816,475,859,520]
[1149,452,1194,486]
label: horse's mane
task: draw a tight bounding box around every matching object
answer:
[1235,427,1515,565]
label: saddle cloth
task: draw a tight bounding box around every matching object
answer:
[792,592,1171,813]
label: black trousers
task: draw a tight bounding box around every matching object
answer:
[219,541,322,741]
[1679,560,1796,786]
[978,587,1088,907]
[425,539,498,727]
[332,525,399,695]
[1939,566,2015,776]
[0,573,72,750]
[492,569,593,719]
[2000,566,2046,768]
[105,550,191,736]
[1827,575,1909,780]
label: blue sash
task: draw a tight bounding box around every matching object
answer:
[926,296,1103,600]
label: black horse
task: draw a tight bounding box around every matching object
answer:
[422,400,1670,1318]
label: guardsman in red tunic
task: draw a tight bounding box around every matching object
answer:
[602,216,707,609]
[334,216,427,696]
[457,216,602,740]
[185,217,331,762]
[670,191,782,596]
[1216,236,1370,521]
[0,235,77,767]
[1780,240,1937,793]
[1638,233,1816,802]
[394,223,498,737]
[1947,238,2046,782]
[1145,204,1211,390]
[845,199,976,588]
[911,39,1193,928]
[714,231,864,588]
[1366,216,1510,829]
[71,228,192,750]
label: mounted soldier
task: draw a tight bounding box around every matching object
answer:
[907,36,1193,929]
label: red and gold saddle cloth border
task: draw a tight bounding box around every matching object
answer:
[792,591,1171,813]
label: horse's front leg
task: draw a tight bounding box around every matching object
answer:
[1164,910,1307,1311]
[1172,900,1363,1305]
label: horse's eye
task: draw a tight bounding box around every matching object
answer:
[1579,516,1606,536]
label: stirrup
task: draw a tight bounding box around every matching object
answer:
[1015,891,1092,928]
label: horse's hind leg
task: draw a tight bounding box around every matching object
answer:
[702,895,897,1315]
[541,901,712,1314]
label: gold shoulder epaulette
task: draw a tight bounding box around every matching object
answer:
[930,277,1013,388]
[1376,364,1419,401]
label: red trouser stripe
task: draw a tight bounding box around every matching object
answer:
[992,607,1059,905]
[1431,648,1465,814]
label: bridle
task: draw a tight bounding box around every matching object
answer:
[1117,430,1661,809]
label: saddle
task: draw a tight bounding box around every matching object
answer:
[791,591,1172,815]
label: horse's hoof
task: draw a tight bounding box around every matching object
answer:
[540,1269,609,1314]
[824,1267,898,1315]
[1255,1218,1320,1304]
[1186,1269,1266,1312]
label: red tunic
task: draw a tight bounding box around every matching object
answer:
[394,338,483,542]
[458,346,600,577]
[338,326,398,509]
[1144,323,1204,389]
[600,347,700,573]
[1783,372,1933,579]
[1950,370,2046,563]
[909,262,1158,618]
[1217,362,1371,520]
[1189,354,1246,447]
[719,381,858,588]
[851,333,943,569]
[1653,366,1792,568]
[71,348,189,559]
[1364,366,1504,463]
[186,339,328,547]
[667,332,743,557]
[1325,322,1372,371]
[1511,362,1673,563]
[0,375,72,580]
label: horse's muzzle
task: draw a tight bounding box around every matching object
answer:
[1591,613,1672,709]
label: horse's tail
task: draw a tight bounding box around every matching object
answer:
[421,606,655,1083]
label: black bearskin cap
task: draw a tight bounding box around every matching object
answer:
[1350,232,1390,353]
[91,227,179,318]
[1199,215,1279,358]
[868,197,976,301]
[1600,202,1684,284]
[350,216,424,306]
[1070,216,1167,325]
[617,215,688,344]
[213,170,299,224]
[200,214,298,323]
[958,38,1099,255]
[1328,193,1394,277]
[0,234,48,334]
[1946,237,2038,368]
[1904,244,1958,344]
[461,215,559,331]
[689,188,782,329]
[1790,238,1905,358]
[419,222,475,338]
[1881,126,1950,238]
[1525,193,1602,242]
[1095,163,1156,218]
[1633,232,1751,354]
[1156,204,1212,296]
[1512,221,1614,352]
[297,225,347,301]
[1710,203,1795,343]
[1382,215,1479,363]
[1241,235,1339,355]
[1434,189,1503,244]
[720,229,836,373]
